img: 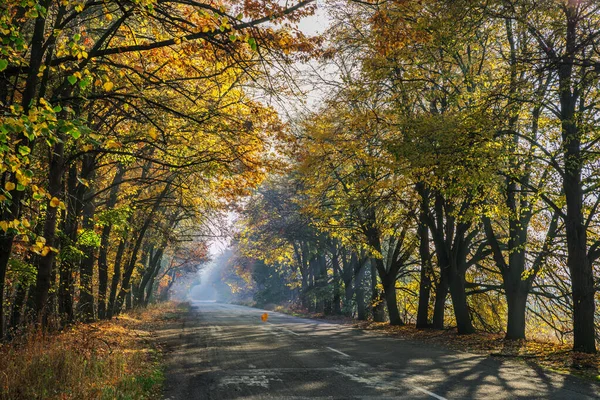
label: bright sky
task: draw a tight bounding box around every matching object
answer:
[297,3,330,36]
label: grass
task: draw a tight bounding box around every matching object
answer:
[0,302,183,400]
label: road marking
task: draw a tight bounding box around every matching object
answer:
[326,346,351,357]
[282,328,300,336]
[412,386,447,400]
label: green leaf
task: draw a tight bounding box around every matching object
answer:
[79,77,91,89]
[0,59,8,72]
[70,129,81,139]
[53,105,62,113]
[16,184,25,191]
[18,145,31,156]
[248,38,257,51]
[67,75,77,85]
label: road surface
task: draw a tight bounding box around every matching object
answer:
[158,302,600,399]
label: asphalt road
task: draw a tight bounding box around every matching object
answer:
[159,302,600,399]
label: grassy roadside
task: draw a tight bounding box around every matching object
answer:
[265,305,600,383]
[0,302,186,400]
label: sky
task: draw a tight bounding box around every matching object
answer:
[297,2,330,36]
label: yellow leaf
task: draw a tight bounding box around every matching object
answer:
[103,81,114,91]
[104,139,121,149]
[5,182,15,191]
[0,221,8,232]
[41,246,51,257]
[49,197,60,207]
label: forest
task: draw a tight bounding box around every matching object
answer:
[0,0,599,374]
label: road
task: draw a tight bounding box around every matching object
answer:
[158,302,600,399]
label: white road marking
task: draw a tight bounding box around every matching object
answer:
[282,327,300,336]
[326,346,351,357]
[412,386,448,400]
[266,322,300,336]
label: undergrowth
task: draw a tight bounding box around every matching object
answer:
[0,302,180,400]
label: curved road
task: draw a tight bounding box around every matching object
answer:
[159,302,600,399]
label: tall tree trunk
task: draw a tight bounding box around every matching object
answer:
[371,261,385,322]
[416,207,432,329]
[33,140,65,323]
[97,164,124,318]
[341,251,355,316]
[505,286,527,340]
[382,275,403,326]
[432,275,448,330]
[77,155,96,321]
[331,249,342,315]
[0,4,49,338]
[557,3,596,353]
[448,266,474,334]
[355,260,367,320]
[58,164,82,322]
[126,285,132,310]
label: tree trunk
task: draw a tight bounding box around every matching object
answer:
[126,285,132,310]
[355,261,367,320]
[0,6,50,337]
[341,251,355,316]
[557,0,596,354]
[416,212,431,328]
[97,164,124,318]
[34,140,64,323]
[58,165,81,323]
[331,250,342,315]
[107,237,126,318]
[432,273,448,329]
[448,269,474,334]
[78,198,96,321]
[505,287,527,340]
[371,262,385,322]
[382,276,403,325]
